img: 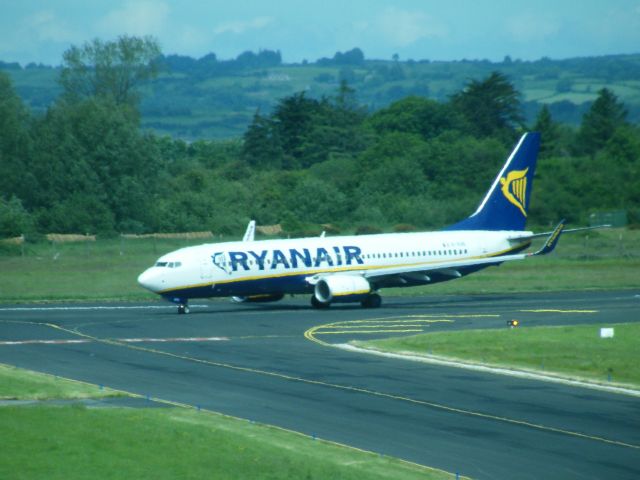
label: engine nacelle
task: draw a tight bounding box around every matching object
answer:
[314,275,371,304]
[231,293,285,303]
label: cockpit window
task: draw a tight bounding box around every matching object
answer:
[155,261,182,268]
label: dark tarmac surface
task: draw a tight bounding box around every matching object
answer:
[1,290,639,479]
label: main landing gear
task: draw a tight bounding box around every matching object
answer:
[177,303,190,314]
[361,293,382,309]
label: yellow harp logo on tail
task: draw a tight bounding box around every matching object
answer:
[500,168,528,217]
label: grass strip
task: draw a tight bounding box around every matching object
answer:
[0,366,455,480]
[355,323,640,387]
[0,364,122,400]
[0,406,453,480]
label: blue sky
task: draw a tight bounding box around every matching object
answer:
[2,0,640,65]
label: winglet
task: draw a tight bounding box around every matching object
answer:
[532,219,565,256]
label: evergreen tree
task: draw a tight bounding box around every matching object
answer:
[272,92,322,167]
[533,104,561,158]
[577,88,628,156]
[242,110,283,169]
[0,72,33,207]
[450,71,524,140]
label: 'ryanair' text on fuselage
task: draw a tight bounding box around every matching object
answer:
[214,245,364,273]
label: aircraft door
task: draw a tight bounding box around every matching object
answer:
[200,256,213,279]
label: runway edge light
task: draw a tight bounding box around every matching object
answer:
[507,319,520,328]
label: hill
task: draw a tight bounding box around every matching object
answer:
[3,51,640,140]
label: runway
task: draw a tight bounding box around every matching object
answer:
[1,290,639,479]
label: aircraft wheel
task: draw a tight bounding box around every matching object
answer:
[178,304,190,314]
[361,293,382,308]
[311,295,330,309]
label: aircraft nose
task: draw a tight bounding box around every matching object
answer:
[138,268,161,292]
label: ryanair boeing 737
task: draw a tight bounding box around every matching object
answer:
[138,132,580,313]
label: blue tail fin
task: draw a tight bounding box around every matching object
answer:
[446,132,540,231]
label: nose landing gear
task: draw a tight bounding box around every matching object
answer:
[164,296,190,314]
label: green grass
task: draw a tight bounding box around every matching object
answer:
[0,406,452,480]
[0,366,453,480]
[0,228,638,302]
[356,323,640,387]
[0,237,190,302]
[0,364,122,400]
[390,257,640,296]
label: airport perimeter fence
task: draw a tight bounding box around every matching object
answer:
[0,226,284,259]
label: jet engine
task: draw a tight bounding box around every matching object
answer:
[314,275,371,304]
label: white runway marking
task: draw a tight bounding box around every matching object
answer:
[0,336,228,346]
[0,305,207,312]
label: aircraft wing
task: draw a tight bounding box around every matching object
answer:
[364,220,566,283]
[363,252,527,282]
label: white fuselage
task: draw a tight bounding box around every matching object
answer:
[137,230,529,301]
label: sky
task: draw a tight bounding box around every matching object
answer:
[1,0,640,66]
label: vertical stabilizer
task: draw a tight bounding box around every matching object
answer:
[446,132,540,231]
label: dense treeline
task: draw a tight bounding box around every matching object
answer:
[0,37,638,238]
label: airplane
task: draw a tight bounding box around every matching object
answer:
[137,132,591,314]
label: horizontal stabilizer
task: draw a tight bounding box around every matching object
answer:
[511,223,611,242]
[531,220,565,256]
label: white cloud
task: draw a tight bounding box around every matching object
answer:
[505,12,560,42]
[375,7,448,47]
[213,16,274,36]
[25,10,76,43]
[172,25,209,52]
[98,0,170,37]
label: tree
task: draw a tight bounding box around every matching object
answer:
[576,88,628,156]
[0,72,33,206]
[533,105,561,158]
[450,71,524,140]
[59,35,161,106]
[28,97,162,233]
[367,96,464,140]
[0,196,34,237]
[242,110,283,169]
[271,92,322,166]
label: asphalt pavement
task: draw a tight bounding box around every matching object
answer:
[1,290,639,479]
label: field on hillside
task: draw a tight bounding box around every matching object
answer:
[5,54,640,139]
